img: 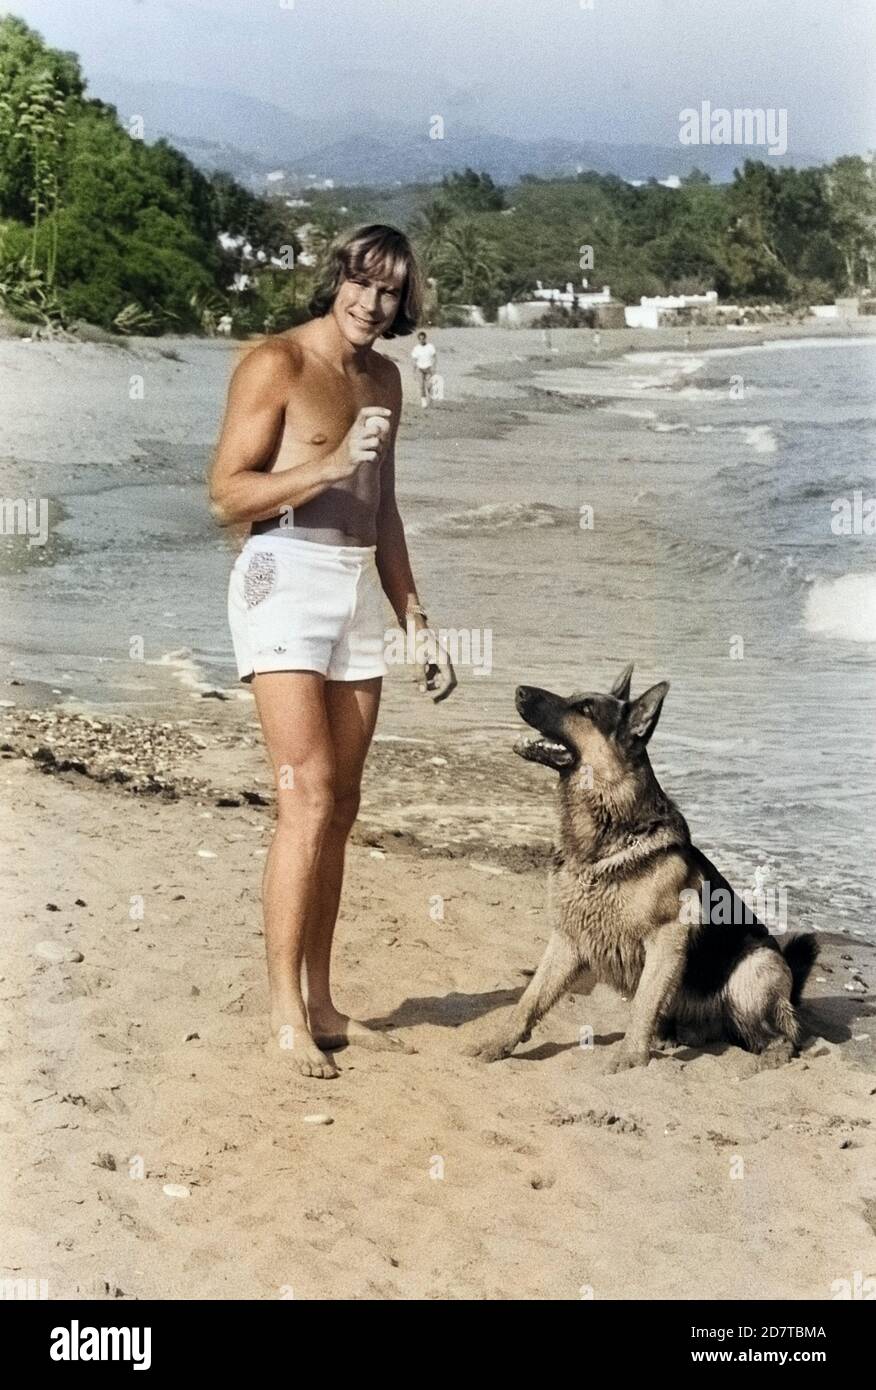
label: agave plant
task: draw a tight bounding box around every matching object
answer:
[0,252,65,326]
[112,300,160,335]
[189,286,230,335]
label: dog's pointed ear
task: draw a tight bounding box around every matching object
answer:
[626,681,669,743]
[610,662,634,702]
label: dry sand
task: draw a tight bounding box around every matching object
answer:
[1,716,874,1301]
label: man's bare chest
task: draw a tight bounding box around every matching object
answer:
[271,361,394,474]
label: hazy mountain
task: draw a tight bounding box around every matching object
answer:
[87,75,818,191]
[88,75,335,161]
[279,130,775,186]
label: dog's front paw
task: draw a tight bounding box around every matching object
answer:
[605,1045,649,1074]
[752,1038,796,1069]
[463,1034,518,1062]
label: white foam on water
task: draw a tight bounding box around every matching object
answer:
[622,351,707,376]
[606,405,658,420]
[533,366,722,402]
[153,646,223,695]
[407,500,563,538]
[740,424,778,454]
[682,336,876,361]
[675,384,726,399]
[804,573,876,643]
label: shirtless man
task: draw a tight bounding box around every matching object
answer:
[209,224,455,1078]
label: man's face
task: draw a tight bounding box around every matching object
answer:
[332,258,405,346]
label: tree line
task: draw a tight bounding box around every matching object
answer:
[1,16,873,336]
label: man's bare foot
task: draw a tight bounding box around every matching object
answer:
[308,1007,415,1054]
[265,1019,338,1078]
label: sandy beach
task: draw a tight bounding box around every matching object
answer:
[2,320,875,1300]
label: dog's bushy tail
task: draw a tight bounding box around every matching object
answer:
[780,933,819,1005]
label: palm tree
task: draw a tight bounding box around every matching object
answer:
[428,218,502,308]
[409,196,454,262]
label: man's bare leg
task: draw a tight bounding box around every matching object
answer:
[253,670,338,1078]
[305,678,412,1053]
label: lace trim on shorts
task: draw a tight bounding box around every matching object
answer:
[243,550,277,608]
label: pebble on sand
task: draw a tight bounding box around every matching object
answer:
[35,941,83,963]
[162,1183,191,1199]
[302,1114,333,1125]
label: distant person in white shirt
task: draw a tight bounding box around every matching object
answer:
[411,330,437,407]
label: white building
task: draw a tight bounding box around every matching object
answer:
[498,280,613,327]
[624,291,718,329]
[532,280,612,309]
[626,175,682,189]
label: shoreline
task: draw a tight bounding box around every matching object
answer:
[0,701,556,869]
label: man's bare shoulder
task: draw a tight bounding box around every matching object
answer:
[232,334,304,397]
[247,332,306,372]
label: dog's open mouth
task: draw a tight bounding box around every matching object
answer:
[513,734,575,770]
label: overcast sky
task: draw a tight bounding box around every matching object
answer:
[5,0,875,156]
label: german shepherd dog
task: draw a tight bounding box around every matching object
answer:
[468,665,817,1072]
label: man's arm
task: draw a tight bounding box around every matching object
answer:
[208,341,382,527]
[374,363,423,625]
[375,359,456,702]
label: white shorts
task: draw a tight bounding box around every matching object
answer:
[227,535,389,683]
